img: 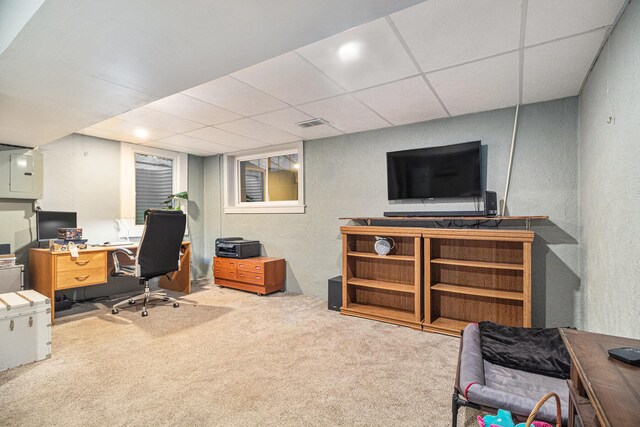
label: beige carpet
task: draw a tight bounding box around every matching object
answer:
[0,283,478,426]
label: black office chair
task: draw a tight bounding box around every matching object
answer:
[110,209,186,317]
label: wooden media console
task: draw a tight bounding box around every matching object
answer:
[340,226,534,336]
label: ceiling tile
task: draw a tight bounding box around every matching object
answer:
[353,76,448,125]
[231,52,344,105]
[91,117,173,141]
[523,29,607,104]
[142,140,211,157]
[297,95,390,134]
[184,126,269,150]
[145,93,241,125]
[118,107,204,133]
[217,118,301,144]
[252,107,343,140]
[182,76,288,116]
[0,0,424,147]
[427,52,519,116]
[297,18,418,91]
[526,0,625,46]
[151,134,233,155]
[391,0,521,72]
[78,127,145,145]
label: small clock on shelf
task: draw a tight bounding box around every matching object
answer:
[374,236,395,256]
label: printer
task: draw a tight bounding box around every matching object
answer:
[215,237,261,259]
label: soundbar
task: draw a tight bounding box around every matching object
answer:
[383,211,487,218]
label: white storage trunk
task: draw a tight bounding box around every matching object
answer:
[0,290,52,372]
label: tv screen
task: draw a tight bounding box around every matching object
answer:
[36,211,77,242]
[387,141,482,200]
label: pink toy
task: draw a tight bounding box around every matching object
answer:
[475,392,562,427]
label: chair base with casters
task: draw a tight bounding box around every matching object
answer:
[111,278,180,317]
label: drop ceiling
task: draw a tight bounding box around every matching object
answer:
[0,0,423,148]
[1,0,628,156]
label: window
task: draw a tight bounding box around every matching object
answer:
[134,153,173,225]
[224,142,304,214]
[120,143,188,237]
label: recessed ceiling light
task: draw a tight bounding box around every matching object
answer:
[338,41,361,62]
[134,128,149,139]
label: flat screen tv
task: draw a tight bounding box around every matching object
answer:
[36,211,77,242]
[386,141,482,200]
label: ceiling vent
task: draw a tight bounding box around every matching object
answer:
[296,118,328,128]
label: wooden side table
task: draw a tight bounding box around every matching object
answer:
[213,256,285,296]
[560,328,640,426]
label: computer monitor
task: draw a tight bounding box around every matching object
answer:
[36,211,77,242]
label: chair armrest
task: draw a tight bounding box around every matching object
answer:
[111,248,136,276]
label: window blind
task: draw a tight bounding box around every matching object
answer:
[135,153,173,224]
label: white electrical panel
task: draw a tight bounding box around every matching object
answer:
[0,148,43,199]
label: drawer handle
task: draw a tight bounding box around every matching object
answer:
[75,260,90,266]
[75,275,90,281]
[255,266,262,270]
[255,276,261,279]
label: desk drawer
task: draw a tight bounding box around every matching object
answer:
[236,260,264,273]
[56,267,107,290]
[236,271,264,285]
[214,266,236,281]
[57,252,107,272]
[214,258,236,268]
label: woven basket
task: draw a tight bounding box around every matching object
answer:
[476,392,562,427]
[525,392,562,427]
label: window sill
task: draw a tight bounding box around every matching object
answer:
[224,205,306,214]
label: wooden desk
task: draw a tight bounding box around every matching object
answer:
[29,242,191,324]
[560,328,640,427]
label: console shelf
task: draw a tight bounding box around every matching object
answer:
[340,226,534,336]
[431,283,524,301]
[341,227,422,329]
[347,251,415,262]
[342,303,415,324]
[423,228,533,336]
[347,278,415,293]
[430,258,523,271]
[429,317,471,334]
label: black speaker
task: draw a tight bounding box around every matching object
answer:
[328,276,342,311]
[484,191,498,216]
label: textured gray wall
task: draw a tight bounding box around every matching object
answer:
[579,0,640,338]
[187,155,206,278]
[0,134,208,301]
[204,98,580,328]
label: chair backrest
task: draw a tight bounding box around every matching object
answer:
[136,209,186,279]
